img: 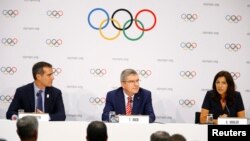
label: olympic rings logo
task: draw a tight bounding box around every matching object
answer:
[1,38,18,46]
[2,10,19,17]
[46,39,62,47]
[0,95,14,103]
[180,42,197,50]
[225,15,241,23]
[53,68,62,76]
[181,13,198,22]
[136,70,152,78]
[1,67,17,75]
[47,10,63,18]
[89,97,106,105]
[179,99,195,107]
[230,72,240,80]
[90,68,107,77]
[180,71,196,79]
[88,8,157,41]
[225,43,241,52]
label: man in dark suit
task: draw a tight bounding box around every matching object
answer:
[102,69,155,123]
[6,61,66,121]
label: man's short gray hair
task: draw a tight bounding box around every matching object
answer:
[16,116,38,140]
[120,69,138,82]
[150,131,170,141]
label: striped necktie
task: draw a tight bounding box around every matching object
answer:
[126,96,132,115]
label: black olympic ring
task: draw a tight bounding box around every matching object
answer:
[46,39,62,47]
[47,10,63,18]
[180,42,197,50]
[1,67,17,75]
[225,43,241,51]
[87,8,156,41]
[90,69,107,77]
[2,10,19,17]
[89,97,106,105]
[136,70,152,78]
[111,9,133,31]
[179,99,195,107]
[230,72,240,80]
[0,95,14,103]
[53,68,62,76]
[181,13,198,22]
[1,38,18,46]
[180,71,196,79]
[225,15,241,23]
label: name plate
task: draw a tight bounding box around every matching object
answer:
[217,117,247,125]
[19,113,49,121]
[118,115,149,124]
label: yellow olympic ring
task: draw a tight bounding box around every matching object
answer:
[99,18,121,40]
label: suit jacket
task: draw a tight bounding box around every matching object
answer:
[6,83,66,121]
[102,87,155,123]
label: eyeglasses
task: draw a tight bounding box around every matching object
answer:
[123,79,140,84]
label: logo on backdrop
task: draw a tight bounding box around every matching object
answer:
[230,72,240,80]
[136,69,152,78]
[180,71,196,79]
[0,95,13,103]
[225,43,241,52]
[46,39,62,47]
[1,38,18,46]
[87,8,157,41]
[2,9,19,18]
[90,68,107,77]
[1,67,17,75]
[181,13,198,22]
[89,97,106,105]
[52,68,62,76]
[180,42,197,50]
[225,15,241,23]
[47,10,63,18]
[179,99,195,107]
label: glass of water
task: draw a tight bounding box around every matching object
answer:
[18,109,24,119]
[109,111,117,123]
[206,114,213,124]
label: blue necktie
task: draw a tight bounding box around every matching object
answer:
[36,90,43,111]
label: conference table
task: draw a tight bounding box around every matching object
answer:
[0,119,207,141]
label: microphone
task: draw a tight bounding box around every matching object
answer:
[225,104,231,117]
[129,99,133,103]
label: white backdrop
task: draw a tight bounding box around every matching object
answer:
[0,0,250,123]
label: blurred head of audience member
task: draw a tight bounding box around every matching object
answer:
[16,116,38,141]
[150,130,170,141]
[86,121,108,141]
[169,133,186,141]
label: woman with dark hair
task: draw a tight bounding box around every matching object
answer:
[200,71,245,124]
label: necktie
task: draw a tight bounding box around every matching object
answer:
[36,90,43,112]
[126,96,132,115]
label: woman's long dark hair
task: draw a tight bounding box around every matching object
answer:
[211,71,236,106]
